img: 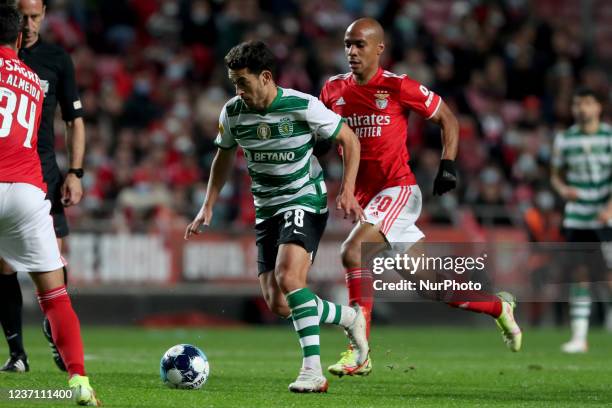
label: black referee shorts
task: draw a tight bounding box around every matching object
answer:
[255,209,328,275]
[45,170,69,239]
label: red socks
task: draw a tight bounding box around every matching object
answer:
[446,291,502,318]
[346,267,373,338]
[345,266,502,338]
[37,286,85,377]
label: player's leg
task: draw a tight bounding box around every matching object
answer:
[396,238,521,351]
[560,229,595,353]
[327,222,383,376]
[259,265,365,334]
[596,232,612,333]
[403,239,504,316]
[275,242,367,372]
[42,176,70,371]
[384,185,521,351]
[275,242,329,392]
[0,259,28,372]
[341,221,386,337]
[259,249,369,378]
[258,269,291,318]
[276,210,367,391]
[255,213,327,391]
[0,183,100,406]
[563,281,591,353]
[29,270,99,405]
[29,269,83,376]
[330,186,414,376]
[255,214,292,319]
[402,241,522,351]
[42,238,68,371]
[563,229,612,352]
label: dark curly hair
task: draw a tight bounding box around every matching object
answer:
[573,87,602,103]
[224,41,276,76]
[0,3,22,46]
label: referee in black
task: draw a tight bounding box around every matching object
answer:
[0,0,85,373]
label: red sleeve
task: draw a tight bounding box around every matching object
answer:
[399,77,442,119]
[319,81,331,109]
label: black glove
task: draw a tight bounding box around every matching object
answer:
[433,159,457,195]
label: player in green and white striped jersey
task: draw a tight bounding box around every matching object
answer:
[216,86,336,223]
[185,41,370,392]
[551,87,612,353]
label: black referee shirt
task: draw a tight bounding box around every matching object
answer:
[18,38,83,177]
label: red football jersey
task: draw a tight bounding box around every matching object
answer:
[320,67,442,206]
[0,47,45,191]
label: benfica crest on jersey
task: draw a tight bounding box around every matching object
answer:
[374,91,389,109]
[257,122,271,140]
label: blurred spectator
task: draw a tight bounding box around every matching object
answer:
[40,0,609,232]
[467,165,513,226]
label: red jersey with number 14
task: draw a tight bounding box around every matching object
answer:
[320,67,442,206]
[0,47,45,191]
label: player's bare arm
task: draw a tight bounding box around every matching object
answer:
[429,101,459,195]
[550,162,578,201]
[429,101,459,161]
[184,147,237,240]
[598,200,612,223]
[334,122,364,222]
[61,117,85,206]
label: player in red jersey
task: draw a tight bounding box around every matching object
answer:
[320,18,522,376]
[0,5,99,405]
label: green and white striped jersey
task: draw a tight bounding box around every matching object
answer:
[552,123,612,229]
[215,87,343,224]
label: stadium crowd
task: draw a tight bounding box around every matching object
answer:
[38,0,611,232]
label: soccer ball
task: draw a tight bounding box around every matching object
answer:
[160,344,209,389]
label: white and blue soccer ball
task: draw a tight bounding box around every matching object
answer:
[160,344,209,389]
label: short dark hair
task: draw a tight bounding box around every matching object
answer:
[0,4,21,46]
[224,41,276,76]
[573,87,602,103]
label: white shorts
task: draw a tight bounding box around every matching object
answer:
[363,185,425,244]
[0,183,63,272]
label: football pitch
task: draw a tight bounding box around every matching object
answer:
[1,326,610,407]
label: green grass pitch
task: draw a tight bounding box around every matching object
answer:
[0,326,610,407]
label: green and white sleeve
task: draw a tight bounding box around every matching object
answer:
[214,105,237,150]
[305,97,344,142]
